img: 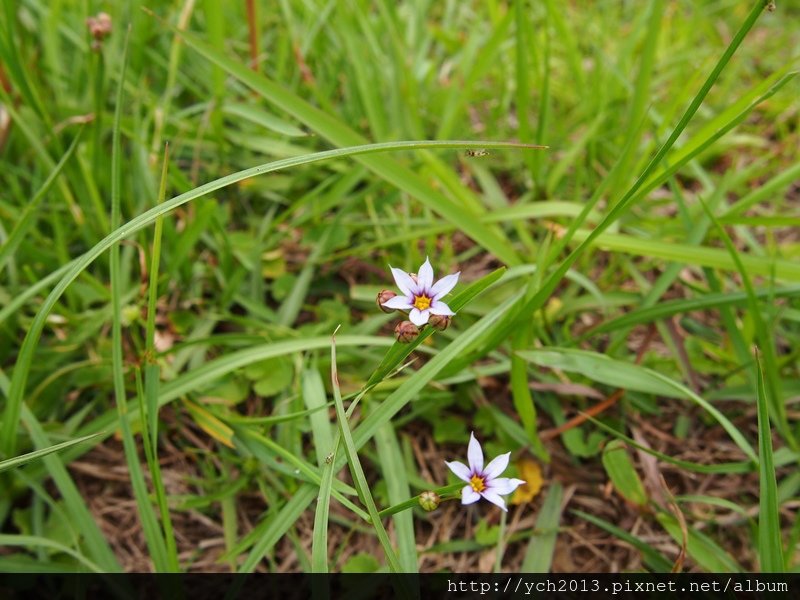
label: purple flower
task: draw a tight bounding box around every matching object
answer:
[445,432,526,512]
[381,257,459,326]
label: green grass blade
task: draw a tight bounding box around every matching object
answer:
[110,31,171,573]
[0,432,103,474]
[697,196,791,443]
[175,25,537,266]
[140,144,179,570]
[330,332,402,572]
[374,423,418,572]
[518,348,757,463]
[585,286,800,337]
[0,129,82,272]
[19,405,121,571]
[481,0,774,355]
[349,290,525,462]
[2,140,527,458]
[573,510,673,572]
[311,434,338,573]
[521,482,563,572]
[0,534,104,573]
[303,368,335,469]
[238,484,318,573]
[755,351,785,572]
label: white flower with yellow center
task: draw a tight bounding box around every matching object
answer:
[381,257,459,326]
[445,432,526,512]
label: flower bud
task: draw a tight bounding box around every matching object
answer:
[394,320,419,343]
[377,290,397,313]
[428,314,451,331]
[87,12,112,40]
[419,490,440,512]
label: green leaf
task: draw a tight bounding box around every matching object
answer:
[602,440,648,507]
[341,553,381,573]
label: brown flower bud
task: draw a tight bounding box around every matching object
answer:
[428,314,451,331]
[419,490,441,512]
[87,12,112,41]
[377,290,397,313]
[394,320,419,343]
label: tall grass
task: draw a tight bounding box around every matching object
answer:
[0,0,798,573]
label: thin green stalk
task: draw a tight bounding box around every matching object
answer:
[330,330,402,572]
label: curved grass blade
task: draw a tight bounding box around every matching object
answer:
[237,484,318,573]
[656,511,740,572]
[518,348,757,463]
[585,286,800,337]
[697,196,791,444]
[330,331,402,572]
[0,432,103,474]
[174,24,544,266]
[19,405,121,571]
[475,0,776,362]
[0,535,104,573]
[3,142,536,458]
[572,510,672,572]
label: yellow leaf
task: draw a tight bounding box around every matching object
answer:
[510,459,544,505]
[184,400,235,448]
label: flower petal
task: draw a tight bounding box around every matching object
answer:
[483,452,511,480]
[445,460,472,483]
[428,301,455,317]
[417,257,434,290]
[486,477,526,496]
[431,272,460,298]
[461,485,481,505]
[390,266,417,296]
[467,432,484,473]
[480,489,508,512]
[409,307,430,326]
[382,295,414,310]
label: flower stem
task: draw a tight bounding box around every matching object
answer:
[377,483,463,519]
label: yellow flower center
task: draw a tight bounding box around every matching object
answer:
[413,295,432,311]
[470,474,486,493]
